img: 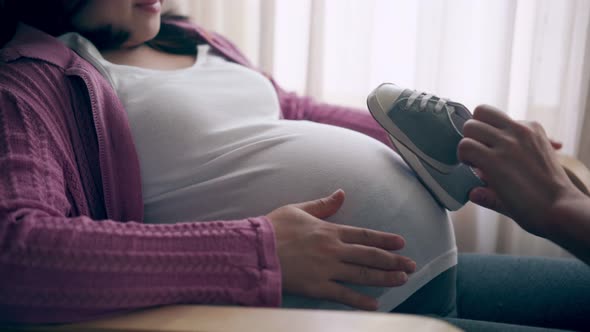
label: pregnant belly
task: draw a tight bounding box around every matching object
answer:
[142,120,455,267]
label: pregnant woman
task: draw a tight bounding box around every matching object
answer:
[0,0,456,323]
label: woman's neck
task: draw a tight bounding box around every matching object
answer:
[101,44,149,66]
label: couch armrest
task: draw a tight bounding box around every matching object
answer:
[4,305,461,332]
[559,154,590,196]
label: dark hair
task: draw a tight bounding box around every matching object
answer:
[148,14,201,55]
[0,0,198,54]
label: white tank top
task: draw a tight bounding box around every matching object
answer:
[60,32,457,312]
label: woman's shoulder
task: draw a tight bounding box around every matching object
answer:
[0,24,98,108]
[0,57,75,113]
[0,23,91,77]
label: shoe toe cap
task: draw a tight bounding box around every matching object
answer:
[375,83,404,111]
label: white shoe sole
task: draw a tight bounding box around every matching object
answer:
[367,86,457,174]
[388,134,463,211]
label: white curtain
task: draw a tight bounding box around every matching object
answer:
[170,0,590,258]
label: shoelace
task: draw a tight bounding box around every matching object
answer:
[406,91,449,113]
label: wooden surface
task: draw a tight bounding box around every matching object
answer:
[5,305,462,332]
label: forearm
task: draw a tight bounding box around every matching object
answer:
[0,211,281,324]
[547,195,590,264]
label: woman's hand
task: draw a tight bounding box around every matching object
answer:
[266,189,416,311]
[457,105,586,238]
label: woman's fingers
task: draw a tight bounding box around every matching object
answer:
[332,262,409,287]
[293,189,345,219]
[315,282,378,311]
[338,244,416,272]
[269,193,418,310]
[337,225,405,251]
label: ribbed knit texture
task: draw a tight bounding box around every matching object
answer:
[0,22,391,324]
[0,59,281,323]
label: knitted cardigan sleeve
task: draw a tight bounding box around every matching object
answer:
[0,89,281,324]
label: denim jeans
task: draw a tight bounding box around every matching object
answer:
[394,254,590,331]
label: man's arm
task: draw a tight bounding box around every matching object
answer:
[545,195,590,264]
[459,105,590,264]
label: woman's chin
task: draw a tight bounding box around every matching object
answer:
[127,28,160,47]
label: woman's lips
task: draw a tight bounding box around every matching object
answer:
[135,0,161,14]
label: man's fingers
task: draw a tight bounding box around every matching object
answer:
[472,167,487,181]
[338,244,416,273]
[337,226,405,251]
[458,138,493,169]
[519,120,547,136]
[472,105,513,129]
[463,119,506,148]
[316,282,378,311]
[550,139,563,150]
[332,263,409,287]
[470,187,509,216]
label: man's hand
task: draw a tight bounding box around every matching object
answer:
[457,105,585,238]
[267,189,416,310]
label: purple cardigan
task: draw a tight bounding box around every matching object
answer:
[0,21,392,324]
